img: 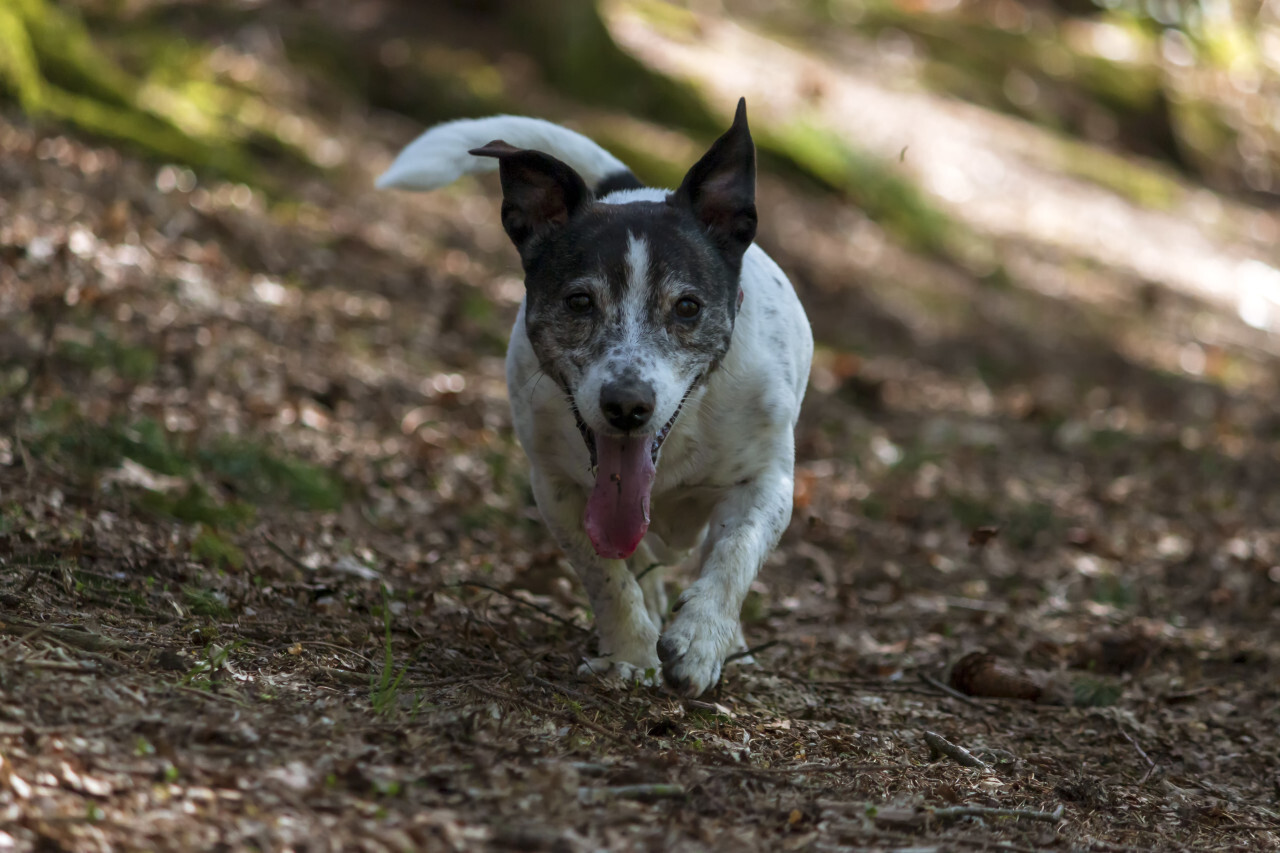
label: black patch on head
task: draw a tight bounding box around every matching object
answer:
[520,200,740,391]
[595,169,645,197]
[469,140,591,263]
[478,101,762,401]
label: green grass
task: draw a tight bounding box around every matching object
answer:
[190,526,246,571]
[371,594,408,716]
[25,402,345,518]
[57,331,159,384]
[182,585,231,620]
[181,640,243,688]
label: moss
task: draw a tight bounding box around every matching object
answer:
[26,399,344,515]
[509,0,718,134]
[1055,139,1182,209]
[137,485,256,529]
[200,439,345,512]
[0,0,263,181]
[58,332,159,384]
[285,23,511,126]
[182,584,231,619]
[758,121,956,257]
[191,526,246,571]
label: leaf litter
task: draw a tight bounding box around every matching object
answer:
[1,2,1279,851]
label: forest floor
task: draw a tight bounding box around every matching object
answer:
[2,2,1280,851]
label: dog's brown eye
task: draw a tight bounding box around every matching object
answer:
[565,293,592,314]
[674,297,701,319]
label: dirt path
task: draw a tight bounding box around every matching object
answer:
[2,2,1279,850]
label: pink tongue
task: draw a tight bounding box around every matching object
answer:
[585,434,656,559]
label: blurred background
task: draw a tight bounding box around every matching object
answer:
[3,0,1280,665]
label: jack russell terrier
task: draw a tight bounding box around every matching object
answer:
[379,100,813,696]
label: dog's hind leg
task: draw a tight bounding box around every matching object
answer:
[629,540,667,632]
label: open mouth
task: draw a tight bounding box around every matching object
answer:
[571,391,689,471]
[571,382,696,560]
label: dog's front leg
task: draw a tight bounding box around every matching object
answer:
[531,471,662,684]
[658,464,794,696]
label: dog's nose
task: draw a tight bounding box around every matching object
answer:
[600,380,655,432]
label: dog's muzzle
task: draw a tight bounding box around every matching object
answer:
[572,383,695,471]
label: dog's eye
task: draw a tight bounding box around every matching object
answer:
[674,297,701,320]
[565,293,593,314]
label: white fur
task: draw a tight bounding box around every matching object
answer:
[573,235,686,439]
[377,116,629,191]
[383,117,814,697]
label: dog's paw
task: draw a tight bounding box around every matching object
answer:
[657,593,739,697]
[578,656,661,687]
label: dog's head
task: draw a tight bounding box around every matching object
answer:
[473,100,757,559]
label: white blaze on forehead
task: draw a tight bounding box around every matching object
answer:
[574,231,686,435]
[621,233,651,346]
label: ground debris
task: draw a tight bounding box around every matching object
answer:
[1,1,1279,850]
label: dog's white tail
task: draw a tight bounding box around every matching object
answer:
[377,115,632,192]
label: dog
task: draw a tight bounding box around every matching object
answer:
[379,100,813,697]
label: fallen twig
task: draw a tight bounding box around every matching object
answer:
[470,684,626,744]
[174,685,251,708]
[0,617,141,654]
[920,671,992,711]
[923,730,988,770]
[11,658,98,674]
[523,673,627,715]
[311,664,368,686]
[711,761,891,776]
[577,783,685,804]
[2,624,47,661]
[928,803,1064,824]
[824,802,1064,830]
[262,534,312,573]
[724,639,781,665]
[1118,724,1159,784]
[448,581,587,634]
[633,562,662,582]
[274,640,375,668]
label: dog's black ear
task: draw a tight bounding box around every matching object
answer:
[670,98,757,268]
[470,140,591,260]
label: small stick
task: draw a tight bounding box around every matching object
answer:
[712,761,890,776]
[1118,725,1158,783]
[0,617,141,653]
[724,639,781,665]
[448,581,587,634]
[578,783,685,804]
[14,658,98,673]
[262,534,312,573]
[929,803,1064,823]
[311,664,368,686]
[2,625,46,661]
[923,731,988,770]
[273,640,375,668]
[920,672,991,710]
[523,673,627,714]
[633,562,662,582]
[14,429,34,485]
[470,684,625,744]
[174,685,251,709]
